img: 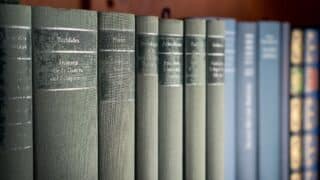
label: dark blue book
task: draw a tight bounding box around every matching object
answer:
[223,18,236,180]
[258,21,281,180]
[302,29,319,180]
[281,22,291,180]
[236,22,257,180]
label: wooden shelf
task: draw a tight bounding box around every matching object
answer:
[21,0,320,26]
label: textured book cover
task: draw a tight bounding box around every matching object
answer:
[281,22,291,180]
[32,7,98,180]
[236,22,257,180]
[159,19,183,180]
[223,18,236,180]
[302,29,319,180]
[135,15,158,180]
[258,21,281,180]
[184,18,206,180]
[98,12,135,180]
[206,18,225,180]
[0,4,32,180]
[290,29,304,180]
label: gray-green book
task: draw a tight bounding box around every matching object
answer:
[0,4,32,180]
[159,19,183,180]
[206,18,225,180]
[135,16,158,180]
[98,12,135,180]
[184,18,206,180]
[32,7,98,180]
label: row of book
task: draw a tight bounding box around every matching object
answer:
[0,3,319,180]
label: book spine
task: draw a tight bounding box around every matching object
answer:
[0,4,32,180]
[159,19,183,180]
[98,12,135,180]
[206,19,225,180]
[135,16,158,180]
[302,29,319,180]
[289,29,304,180]
[236,22,257,180]
[258,21,281,180]
[32,7,98,180]
[223,19,236,180]
[281,22,291,180]
[184,18,206,180]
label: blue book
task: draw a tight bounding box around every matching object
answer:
[258,21,281,180]
[236,22,257,180]
[281,22,291,180]
[302,29,319,180]
[224,18,236,180]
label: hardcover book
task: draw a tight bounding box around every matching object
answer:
[184,18,206,180]
[159,19,183,180]
[32,7,98,180]
[206,18,225,180]
[236,22,257,180]
[135,15,158,180]
[98,12,135,180]
[0,4,32,180]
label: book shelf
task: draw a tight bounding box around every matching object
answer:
[21,0,320,26]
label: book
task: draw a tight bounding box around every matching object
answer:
[290,28,304,180]
[302,29,319,180]
[135,15,158,180]
[32,7,98,180]
[98,12,135,180]
[281,22,291,180]
[184,18,206,180]
[236,22,257,180]
[159,19,183,180]
[206,18,225,180]
[258,21,281,180]
[223,18,236,180]
[0,4,32,180]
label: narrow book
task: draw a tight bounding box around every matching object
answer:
[258,21,281,180]
[223,18,236,180]
[0,4,32,180]
[290,29,304,180]
[135,16,158,180]
[302,29,319,180]
[184,18,206,180]
[281,22,291,180]
[159,19,183,180]
[98,12,135,180]
[206,18,225,180]
[236,22,257,180]
[32,7,98,180]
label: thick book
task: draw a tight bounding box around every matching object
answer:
[0,4,32,180]
[302,29,319,180]
[159,19,183,180]
[135,16,158,180]
[258,21,281,180]
[32,7,98,180]
[184,18,206,180]
[223,18,236,180]
[289,28,304,180]
[281,22,291,180]
[236,22,257,180]
[206,18,225,180]
[98,12,135,180]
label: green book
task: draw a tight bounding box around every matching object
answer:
[206,18,225,180]
[98,12,135,180]
[32,7,98,180]
[159,19,183,180]
[184,18,206,180]
[135,16,159,180]
[0,4,32,180]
